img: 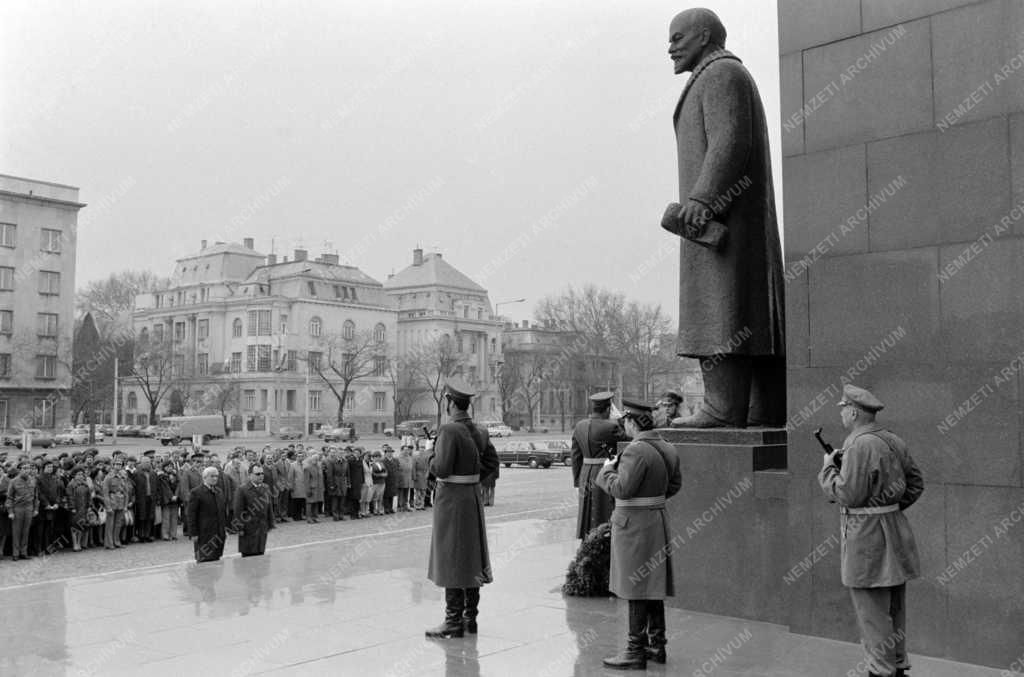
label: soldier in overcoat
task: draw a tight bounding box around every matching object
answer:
[820,385,923,677]
[233,464,275,557]
[425,381,499,640]
[571,391,627,539]
[595,399,681,670]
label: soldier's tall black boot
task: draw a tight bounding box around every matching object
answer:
[645,599,667,663]
[602,600,648,670]
[463,587,480,634]
[425,588,465,639]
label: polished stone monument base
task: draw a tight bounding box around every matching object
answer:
[654,427,790,625]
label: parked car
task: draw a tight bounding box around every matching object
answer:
[323,426,358,443]
[126,425,143,437]
[275,426,304,440]
[141,425,160,438]
[396,419,436,438]
[383,427,395,438]
[495,440,555,469]
[56,428,89,445]
[482,421,513,438]
[3,428,56,449]
[536,439,572,465]
[97,424,116,436]
[73,426,104,443]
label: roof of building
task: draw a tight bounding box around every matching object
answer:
[178,242,265,260]
[384,253,486,293]
[247,260,382,286]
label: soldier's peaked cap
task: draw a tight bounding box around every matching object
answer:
[444,379,475,399]
[621,398,654,415]
[589,391,614,403]
[837,384,884,412]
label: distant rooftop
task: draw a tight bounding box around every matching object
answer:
[385,248,486,293]
[248,259,382,287]
[178,241,266,260]
[0,173,83,206]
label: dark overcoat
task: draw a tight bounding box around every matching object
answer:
[412,451,430,491]
[304,460,324,503]
[346,456,364,502]
[596,430,681,600]
[571,415,626,539]
[819,424,923,587]
[133,468,158,519]
[427,412,499,588]
[233,481,275,556]
[674,47,784,358]
[187,484,227,562]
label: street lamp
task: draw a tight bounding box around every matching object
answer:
[494,298,526,319]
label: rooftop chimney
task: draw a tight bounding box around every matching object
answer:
[267,253,277,265]
[413,248,423,266]
[294,249,307,262]
[522,320,529,328]
[201,239,207,249]
[322,253,339,265]
[243,237,254,250]
[283,255,289,263]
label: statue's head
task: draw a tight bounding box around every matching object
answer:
[668,8,727,75]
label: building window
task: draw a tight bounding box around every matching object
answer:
[172,354,184,377]
[244,389,256,410]
[230,352,242,373]
[307,281,317,296]
[41,228,62,253]
[286,390,296,411]
[0,223,15,247]
[491,337,496,353]
[463,306,469,318]
[173,321,185,342]
[373,355,386,377]
[127,392,137,410]
[471,337,477,354]
[308,351,322,372]
[350,287,358,301]
[490,397,496,414]
[0,267,13,290]
[0,353,10,377]
[469,366,477,382]
[197,319,209,340]
[36,354,57,379]
[257,345,272,371]
[374,392,385,412]
[310,316,322,337]
[342,320,354,340]
[374,323,386,342]
[344,393,355,412]
[233,318,243,337]
[286,350,297,371]
[246,345,257,371]
[247,309,271,336]
[200,287,209,302]
[279,314,288,334]
[33,398,55,428]
[197,353,209,375]
[309,390,321,411]
[0,311,10,334]
[334,285,344,299]
[0,400,7,428]
[153,324,164,342]
[456,334,463,353]
[37,313,58,337]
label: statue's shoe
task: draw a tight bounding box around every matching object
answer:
[671,410,741,428]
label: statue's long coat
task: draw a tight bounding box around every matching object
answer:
[674,48,784,357]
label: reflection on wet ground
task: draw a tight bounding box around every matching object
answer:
[0,516,1008,676]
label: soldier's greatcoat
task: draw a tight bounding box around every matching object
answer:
[571,415,626,539]
[819,424,923,587]
[596,431,681,600]
[427,411,499,588]
[674,47,784,358]
[233,481,275,556]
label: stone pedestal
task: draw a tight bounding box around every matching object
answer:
[647,427,790,625]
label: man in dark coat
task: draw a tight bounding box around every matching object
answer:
[596,399,682,670]
[571,392,627,539]
[667,8,785,429]
[132,457,159,542]
[346,449,364,519]
[233,464,275,557]
[178,455,203,536]
[382,445,399,514]
[326,449,349,520]
[425,380,499,640]
[186,466,228,563]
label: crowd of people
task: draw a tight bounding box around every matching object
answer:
[0,439,483,562]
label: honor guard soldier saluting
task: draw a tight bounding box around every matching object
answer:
[652,390,682,428]
[571,391,627,540]
[596,399,681,670]
[425,380,500,639]
[819,385,924,677]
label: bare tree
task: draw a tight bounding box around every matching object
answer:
[308,330,387,425]
[613,302,675,401]
[385,353,419,429]
[407,334,463,427]
[129,333,178,422]
[76,270,171,328]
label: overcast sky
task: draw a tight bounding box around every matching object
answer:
[2,0,781,324]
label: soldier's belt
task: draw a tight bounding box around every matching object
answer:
[582,458,607,465]
[841,504,899,515]
[437,474,480,485]
[616,496,666,509]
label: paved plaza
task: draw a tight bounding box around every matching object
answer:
[0,499,1009,677]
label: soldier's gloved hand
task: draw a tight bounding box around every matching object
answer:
[823,448,842,468]
[603,455,617,467]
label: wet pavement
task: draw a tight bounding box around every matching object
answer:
[0,510,1011,676]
